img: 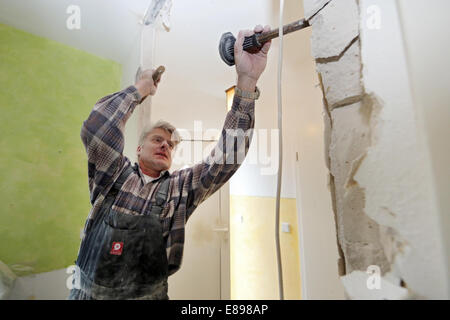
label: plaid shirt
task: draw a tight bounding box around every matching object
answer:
[79,85,255,275]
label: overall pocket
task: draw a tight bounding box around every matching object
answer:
[91,211,143,288]
[93,210,168,288]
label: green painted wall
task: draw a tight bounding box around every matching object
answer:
[0,24,122,275]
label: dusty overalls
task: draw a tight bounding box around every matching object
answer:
[68,165,171,300]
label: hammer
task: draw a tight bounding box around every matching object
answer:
[152,66,165,83]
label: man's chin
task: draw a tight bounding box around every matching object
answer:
[154,160,169,171]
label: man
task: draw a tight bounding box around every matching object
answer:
[69,25,271,300]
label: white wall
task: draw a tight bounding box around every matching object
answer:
[8,268,70,300]
[396,0,450,298]
[0,0,151,64]
[121,25,144,161]
[355,0,448,299]
[286,0,345,300]
[302,0,449,300]
[142,0,302,199]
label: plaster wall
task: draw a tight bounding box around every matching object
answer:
[396,0,450,298]
[304,0,449,299]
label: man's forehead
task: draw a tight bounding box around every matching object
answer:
[148,129,174,140]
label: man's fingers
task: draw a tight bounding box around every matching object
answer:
[261,25,272,54]
[234,30,243,56]
[235,25,271,55]
[235,29,252,55]
[261,40,271,54]
[254,24,264,33]
[242,29,253,37]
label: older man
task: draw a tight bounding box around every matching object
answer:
[69,25,271,300]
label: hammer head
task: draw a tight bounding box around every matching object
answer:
[152,66,165,82]
[219,32,237,66]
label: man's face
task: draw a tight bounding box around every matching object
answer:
[137,128,175,172]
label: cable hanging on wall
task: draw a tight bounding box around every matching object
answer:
[275,0,285,301]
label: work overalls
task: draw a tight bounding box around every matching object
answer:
[68,165,171,300]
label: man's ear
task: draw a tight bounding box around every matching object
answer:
[137,145,142,156]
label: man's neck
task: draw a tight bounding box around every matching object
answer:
[138,159,161,178]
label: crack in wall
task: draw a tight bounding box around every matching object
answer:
[315,36,360,64]
[318,64,347,276]
[316,38,364,111]
[329,173,347,276]
[307,0,332,22]
[310,0,393,286]
[330,93,364,109]
[304,0,445,298]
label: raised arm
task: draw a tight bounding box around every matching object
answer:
[178,25,272,219]
[81,70,159,203]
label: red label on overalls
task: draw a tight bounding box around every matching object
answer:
[110,242,123,255]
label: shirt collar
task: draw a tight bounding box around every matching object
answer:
[136,163,169,184]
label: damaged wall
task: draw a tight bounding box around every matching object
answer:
[304,0,449,299]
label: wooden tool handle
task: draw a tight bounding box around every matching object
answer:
[256,18,310,44]
[152,66,165,82]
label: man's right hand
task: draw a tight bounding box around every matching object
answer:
[135,68,160,99]
[234,25,271,93]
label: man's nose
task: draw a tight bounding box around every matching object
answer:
[161,140,169,149]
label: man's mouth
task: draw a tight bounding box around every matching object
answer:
[155,152,167,159]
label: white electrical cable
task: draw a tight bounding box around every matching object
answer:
[275,0,285,301]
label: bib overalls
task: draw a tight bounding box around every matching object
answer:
[68,165,171,300]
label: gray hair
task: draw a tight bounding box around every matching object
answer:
[138,119,181,148]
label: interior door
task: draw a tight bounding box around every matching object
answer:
[167,137,230,300]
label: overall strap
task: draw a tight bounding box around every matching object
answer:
[110,165,135,196]
[83,165,135,235]
[98,165,134,220]
[150,172,171,216]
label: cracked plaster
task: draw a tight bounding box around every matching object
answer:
[304,0,448,299]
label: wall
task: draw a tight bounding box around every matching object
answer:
[228,0,344,299]
[0,0,151,65]
[305,0,449,299]
[0,24,121,297]
[230,196,301,300]
[121,25,145,162]
[396,0,450,298]
[0,0,151,174]
[286,0,345,300]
